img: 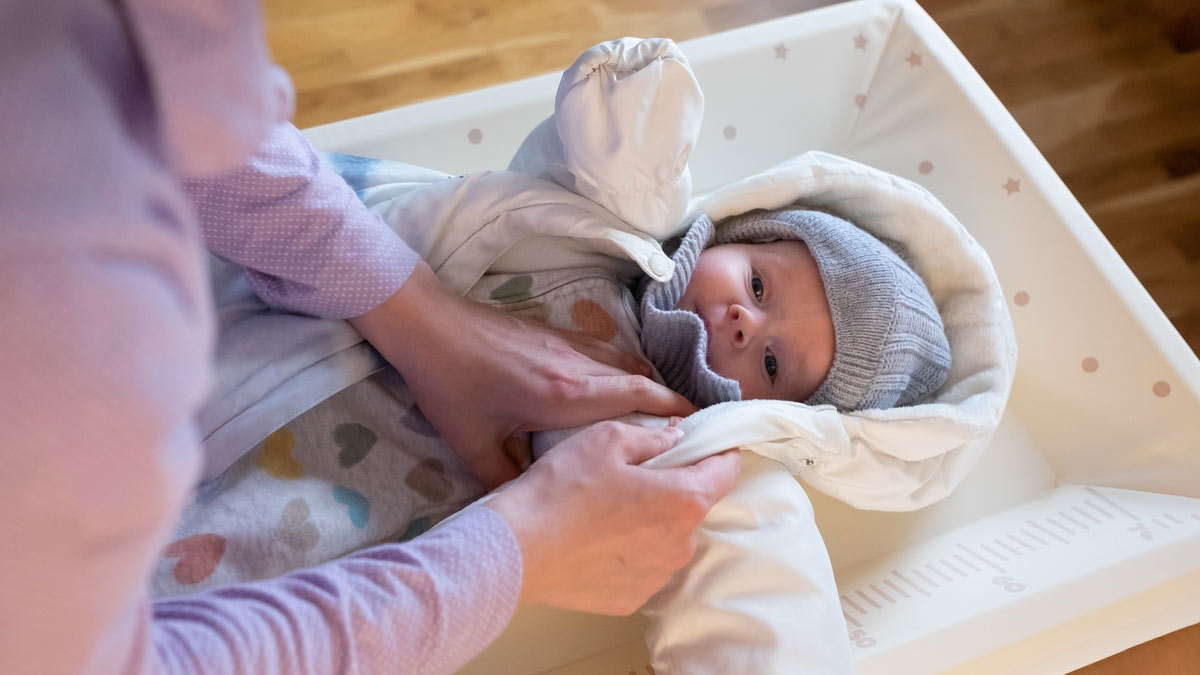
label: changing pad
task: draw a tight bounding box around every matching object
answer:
[295,1,1200,672]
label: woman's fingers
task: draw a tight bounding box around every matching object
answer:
[461,440,522,488]
[588,373,699,420]
[485,421,739,614]
[352,263,696,487]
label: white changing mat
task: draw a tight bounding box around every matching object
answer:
[303,0,1200,672]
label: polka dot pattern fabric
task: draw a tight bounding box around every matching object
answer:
[183,123,420,319]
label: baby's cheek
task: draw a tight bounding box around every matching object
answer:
[795,361,834,403]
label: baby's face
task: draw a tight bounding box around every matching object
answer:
[675,240,835,402]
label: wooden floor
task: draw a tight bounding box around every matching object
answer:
[263,0,1199,672]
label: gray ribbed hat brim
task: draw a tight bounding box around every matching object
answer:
[639,214,742,408]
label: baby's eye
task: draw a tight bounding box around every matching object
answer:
[764,350,778,380]
[751,275,764,302]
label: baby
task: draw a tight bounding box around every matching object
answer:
[155,205,951,597]
[642,207,951,410]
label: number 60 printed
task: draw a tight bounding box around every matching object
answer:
[849,629,877,649]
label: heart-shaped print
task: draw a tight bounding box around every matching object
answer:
[332,485,371,529]
[163,533,226,584]
[404,458,452,503]
[571,299,618,342]
[333,422,377,468]
[396,516,433,542]
[257,427,305,480]
[276,498,321,552]
[401,403,440,438]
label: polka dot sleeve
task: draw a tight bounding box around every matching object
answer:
[183,123,421,319]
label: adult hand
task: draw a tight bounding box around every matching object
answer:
[484,421,741,614]
[350,262,698,486]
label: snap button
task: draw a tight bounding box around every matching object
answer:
[648,253,672,276]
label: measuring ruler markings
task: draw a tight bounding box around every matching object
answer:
[839,486,1200,651]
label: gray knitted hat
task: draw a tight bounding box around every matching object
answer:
[640,208,952,411]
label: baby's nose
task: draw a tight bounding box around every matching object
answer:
[729,304,760,347]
